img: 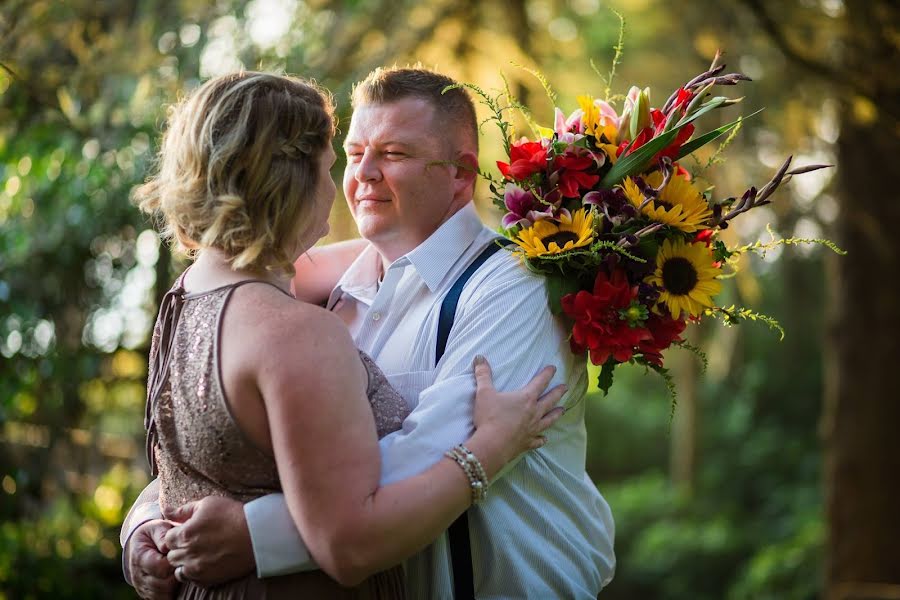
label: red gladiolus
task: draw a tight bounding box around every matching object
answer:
[638,313,687,366]
[620,112,695,163]
[497,141,548,180]
[673,87,693,112]
[658,122,694,161]
[695,229,715,245]
[561,269,652,365]
[619,127,652,157]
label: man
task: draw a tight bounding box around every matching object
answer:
[122,66,615,599]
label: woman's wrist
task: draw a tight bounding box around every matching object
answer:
[444,445,489,504]
[459,429,514,483]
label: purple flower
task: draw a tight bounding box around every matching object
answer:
[501,183,562,229]
[583,188,637,230]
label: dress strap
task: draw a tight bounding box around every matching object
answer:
[222,279,294,298]
[144,271,189,476]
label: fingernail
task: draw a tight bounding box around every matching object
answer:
[473,355,485,367]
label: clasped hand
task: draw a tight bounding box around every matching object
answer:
[130,496,254,599]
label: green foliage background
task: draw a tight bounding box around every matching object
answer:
[1,0,850,597]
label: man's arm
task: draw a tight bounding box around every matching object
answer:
[378,257,576,484]
[242,494,319,577]
[292,239,368,304]
[120,479,163,585]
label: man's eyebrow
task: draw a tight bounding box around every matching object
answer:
[343,140,414,149]
[381,140,413,148]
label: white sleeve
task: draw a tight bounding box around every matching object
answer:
[120,479,164,586]
[244,493,319,577]
[378,259,573,484]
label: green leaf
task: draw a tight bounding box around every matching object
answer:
[597,360,616,396]
[600,109,763,188]
[676,109,764,159]
[546,274,582,315]
[674,95,727,127]
[599,126,682,187]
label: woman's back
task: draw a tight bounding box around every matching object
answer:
[151,280,283,512]
[147,273,407,598]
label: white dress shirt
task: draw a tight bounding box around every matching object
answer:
[245,203,615,598]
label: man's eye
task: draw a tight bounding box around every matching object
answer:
[385,151,404,157]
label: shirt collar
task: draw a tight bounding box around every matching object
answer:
[404,202,485,292]
[327,243,382,308]
[327,202,486,307]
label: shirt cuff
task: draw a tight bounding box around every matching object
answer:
[244,494,318,577]
[121,501,162,586]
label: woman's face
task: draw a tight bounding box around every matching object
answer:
[294,143,337,257]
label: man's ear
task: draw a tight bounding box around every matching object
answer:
[452,150,479,196]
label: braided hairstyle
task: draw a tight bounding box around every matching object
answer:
[134,71,336,276]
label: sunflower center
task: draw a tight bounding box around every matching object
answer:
[541,231,579,248]
[661,257,698,295]
[654,198,674,211]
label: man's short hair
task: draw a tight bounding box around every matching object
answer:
[351,66,478,153]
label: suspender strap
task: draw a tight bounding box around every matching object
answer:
[436,238,509,600]
[435,240,508,364]
[448,515,474,600]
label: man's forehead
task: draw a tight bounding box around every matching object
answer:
[344,99,437,143]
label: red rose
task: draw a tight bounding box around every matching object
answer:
[497,140,547,180]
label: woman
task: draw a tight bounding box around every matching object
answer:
[134,71,565,598]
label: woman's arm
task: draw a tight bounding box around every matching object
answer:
[259,310,563,586]
[291,239,368,304]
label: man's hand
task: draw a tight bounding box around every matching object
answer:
[164,496,255,586]
[129,519,177,600]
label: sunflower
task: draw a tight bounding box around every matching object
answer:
[515,208,595,258]
[623,171,712,233]
[645,238,722,319]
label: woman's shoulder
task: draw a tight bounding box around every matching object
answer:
[224,284,365,407]
[227,282,350,346]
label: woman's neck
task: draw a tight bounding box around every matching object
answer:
[188,249,291,295]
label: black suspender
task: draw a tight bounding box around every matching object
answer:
[435,239,509,600]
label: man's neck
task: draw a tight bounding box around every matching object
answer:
[368,200,473,267]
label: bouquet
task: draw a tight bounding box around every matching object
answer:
[460,51,842,397]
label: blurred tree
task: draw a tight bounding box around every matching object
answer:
[2,0,890,597]
[729,0,900,596]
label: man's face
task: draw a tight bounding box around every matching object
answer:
[343,97,467,261]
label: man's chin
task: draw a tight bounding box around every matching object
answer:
[354,218,393,243]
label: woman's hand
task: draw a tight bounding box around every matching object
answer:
[469,355,567,469]
[163,496,255,586]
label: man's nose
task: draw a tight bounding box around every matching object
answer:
[355,150,382,183]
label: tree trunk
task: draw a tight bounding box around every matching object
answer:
[670,328,699,495]
[823,4,900,597]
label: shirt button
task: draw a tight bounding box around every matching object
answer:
[372,312,381,322]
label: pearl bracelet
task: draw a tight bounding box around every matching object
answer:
[445,444,489,504]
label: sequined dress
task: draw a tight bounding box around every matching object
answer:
[145,275,410,599]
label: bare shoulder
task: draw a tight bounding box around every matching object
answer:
[223,284,358,375]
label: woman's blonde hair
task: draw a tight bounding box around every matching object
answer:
[134,71,335,275]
